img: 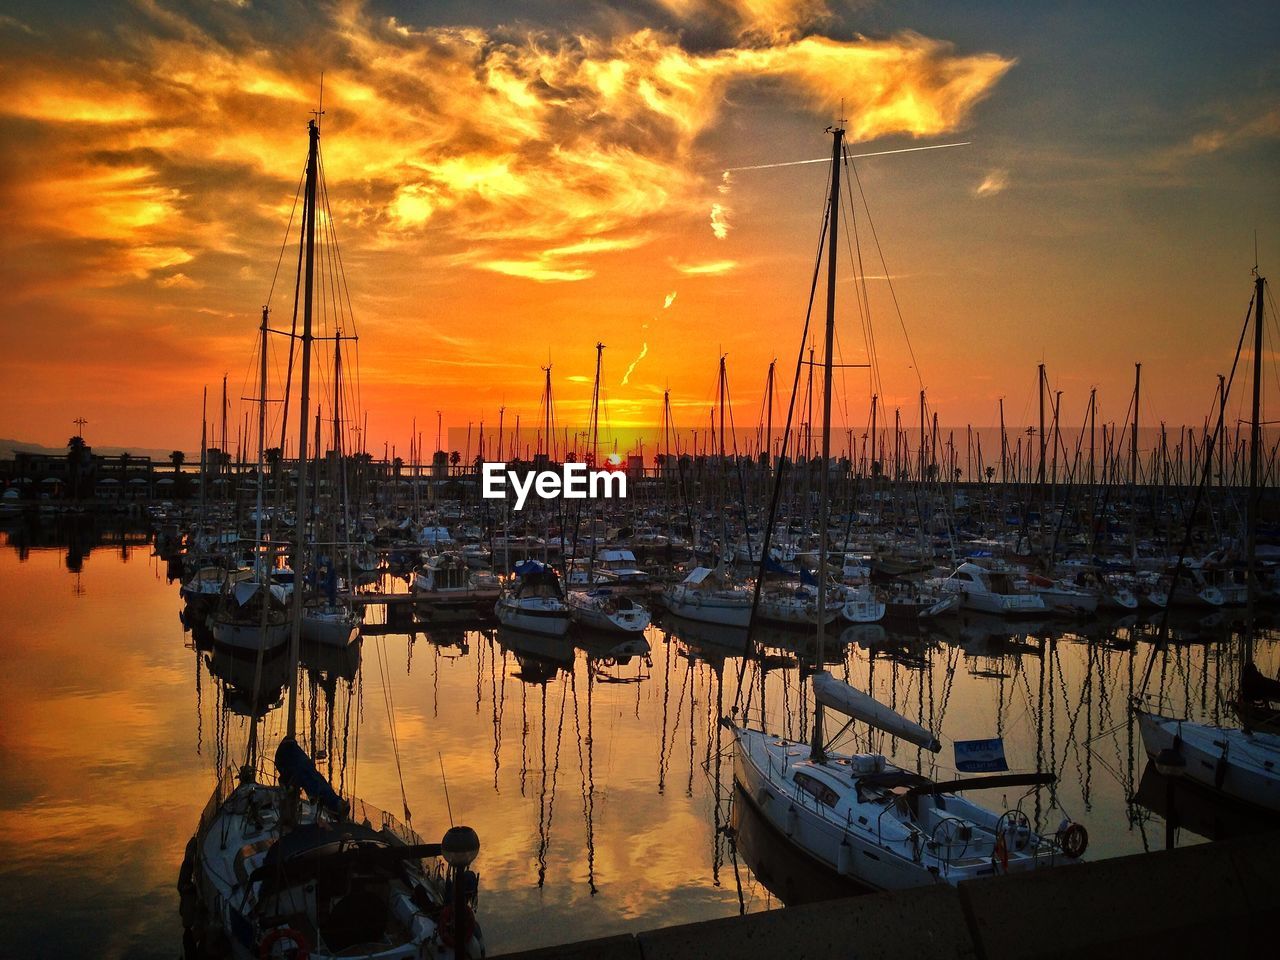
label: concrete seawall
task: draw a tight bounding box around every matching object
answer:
[492,831,1280,959]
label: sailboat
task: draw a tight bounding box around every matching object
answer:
[1135,273,1280,814]
[662,356,755,626]
[184,116,484,960]
[206,306,290,653]
[663,565,755,626]
[565,343,651,635]
[495,559,572,636]
[301,332,362,648]
[724,124,1087,890]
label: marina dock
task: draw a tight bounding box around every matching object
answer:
[494,830,1280,959]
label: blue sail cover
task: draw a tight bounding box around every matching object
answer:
[514,559,549,576]
[275,737,349,817]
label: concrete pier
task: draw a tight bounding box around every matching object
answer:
[493,831,1280,959]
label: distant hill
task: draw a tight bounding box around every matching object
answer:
[0,438,190,461]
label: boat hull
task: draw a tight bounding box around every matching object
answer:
[494,598,571,636]
[208,617,290,652]
[301,612,360,647]
[567,600,650,634]
[663,588,752,627]
[729,725,1071,890]
[1136,709,1280,813]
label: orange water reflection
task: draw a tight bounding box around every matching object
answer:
[2,526,1278,956]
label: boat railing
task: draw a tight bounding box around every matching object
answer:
[197,765,242,838]
[786,776,836,825]
[349,795,429,848]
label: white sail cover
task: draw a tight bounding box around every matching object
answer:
[812,671,941,753]
[232,580,289,606]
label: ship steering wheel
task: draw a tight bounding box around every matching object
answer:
[996,809,1032,852]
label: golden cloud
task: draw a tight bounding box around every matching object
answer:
[0,0,1015,446]
[652,0,834,42]
[673,259,739,276]
[0,2,1013,293]
[973,168,1009,197]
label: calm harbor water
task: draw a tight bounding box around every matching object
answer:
[2,518,1278,958]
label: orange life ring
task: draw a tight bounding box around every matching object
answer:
[259,926,310,960]
[439,902,475,951]
[1060,821,1088,859]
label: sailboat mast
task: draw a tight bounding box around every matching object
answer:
[221,374,228,499]
[255,308,269,573]
[334,329,352,596]
[765,359,776,466]
[1246,274,1266,631]
[286,118,320,744]
[588,342,603,580]
[542,364,552,459]
[718,355,729,563]
[244,306,271,772]
[591,343,603,464]
[870,393,877,478]
[810,123,843,763]
[1131,363,1141,565]
[199,386,207,521]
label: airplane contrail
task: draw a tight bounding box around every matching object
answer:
[622,342,649,386]
[723,140,971,173]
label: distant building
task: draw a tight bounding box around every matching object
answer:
[5,446,156,498]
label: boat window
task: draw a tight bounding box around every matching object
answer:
[793,771,839,807]
[955,571,972,582]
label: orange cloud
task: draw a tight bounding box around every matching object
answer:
[0,0,1015,448]
[673,259,739,276]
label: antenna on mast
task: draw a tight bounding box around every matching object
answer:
[312,72,326,129]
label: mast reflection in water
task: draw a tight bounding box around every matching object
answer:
[2,528,1279,956]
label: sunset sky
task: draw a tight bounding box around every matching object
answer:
[0,1,1276,456]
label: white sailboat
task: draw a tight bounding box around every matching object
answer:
[207,577,292,651]
[756,582,844,627]
[184,116,484,960]
[565,343,651,636]
[726,124,1086,892]
[207,305,290,653]
[495,560,571,636]
[566,587,650,633]
[663,566,754,626]
[936,562,1047,616]
[301,601,361,647]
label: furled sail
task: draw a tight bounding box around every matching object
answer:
[812,671,941,753]
[275,737,350,816]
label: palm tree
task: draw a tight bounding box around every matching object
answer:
[66,435,88,500]
[170,449,186,498]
